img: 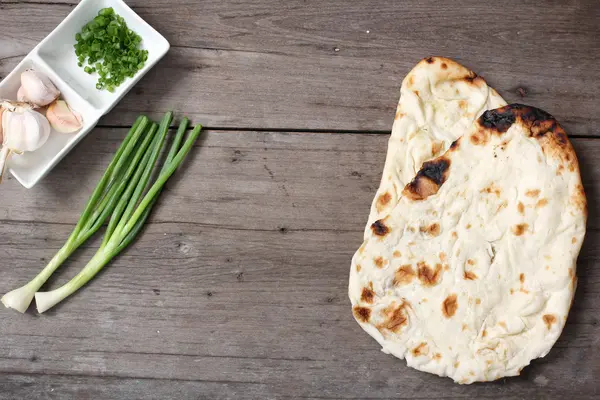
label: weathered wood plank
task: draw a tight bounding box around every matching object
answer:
[0,129,598,398]
[0,128,389,231]
[0,128,599,230]
[0,374,274,400]
[1,1,599,133]
[2,373,597,400]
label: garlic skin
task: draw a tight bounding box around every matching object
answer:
[0,108,4,144]
[17,86,27,103]
[46,100,83,133]
[0,101,51,181]
[20,69,60,107]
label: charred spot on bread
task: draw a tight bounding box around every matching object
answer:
[431,141,444,156]
[371,219,390,237]
[464,271,478,280]
[377,301,410,333]
[412,342,429,357]
[403,158,451,201]
[487,104,554,134]
[360,287,375,304]
[376,191,392,212]
[480,183,501,197]
[417,262,443,286]
[353,306,371,323]
[425,56,434,64]
[512,223,529,236]
[470,129,490,145]
[420,158,451,185]
[442,294,458,318]
[420,223,441,237]
[373,256,387,269]
[464,72,478,83]
[449,138,461,151]
[511,104,554,130]
[394,265,416,286]
[543,314,557,330]
[479,107,516,133]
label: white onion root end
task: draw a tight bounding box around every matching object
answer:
[1,284,36,313]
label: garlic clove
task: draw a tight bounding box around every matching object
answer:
[17,86,28,103]
[46,100,83,133]
[20,69,60,107]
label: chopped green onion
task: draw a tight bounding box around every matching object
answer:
[99,7,114,16]
[74,7,148,91]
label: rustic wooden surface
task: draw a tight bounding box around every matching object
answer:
[0,1,599,399]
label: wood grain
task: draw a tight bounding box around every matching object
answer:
[1,1,599,133]
[0,128,598,399]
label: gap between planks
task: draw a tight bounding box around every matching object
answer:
[94,125,600,138]
[96,124,392,135]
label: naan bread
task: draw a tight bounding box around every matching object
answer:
[349,104,587,383]
[366,57,506,236]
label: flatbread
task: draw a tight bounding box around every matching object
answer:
[365,57,506,236]
[349,104,587,383]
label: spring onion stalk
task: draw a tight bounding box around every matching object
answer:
[115,117,189,254]
[35,118,202,313]
[1,116,152,313]
[75,121,159,246]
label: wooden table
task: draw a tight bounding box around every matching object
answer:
[1,1,599,398]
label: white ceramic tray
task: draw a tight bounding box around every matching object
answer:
[0,0,169,188]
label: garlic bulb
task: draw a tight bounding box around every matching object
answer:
[0,101,51,181]
[46,100,83,133]
[20,69,60,107]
